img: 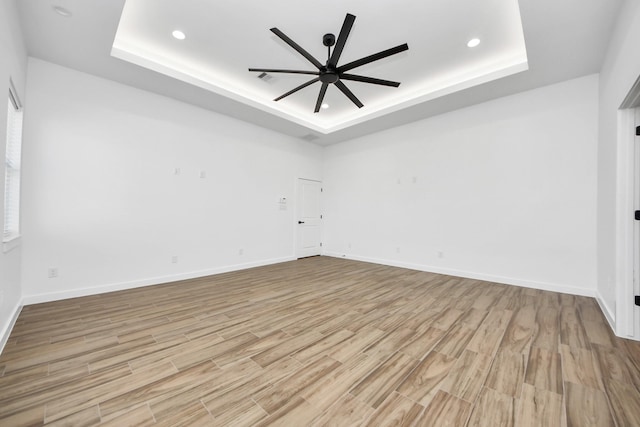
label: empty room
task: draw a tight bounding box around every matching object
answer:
[2,0,640,425]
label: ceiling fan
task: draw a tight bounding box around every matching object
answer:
[249,13,409,113]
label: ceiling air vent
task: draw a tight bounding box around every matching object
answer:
[257,72,273,83]
[301,133,319,142]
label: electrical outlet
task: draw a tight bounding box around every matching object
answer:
[199,171,206,179]
[239,248,244,256]
[171,256,179,264]
[438,251,444,259]
[48,268,58,278]
[396,247,401,253]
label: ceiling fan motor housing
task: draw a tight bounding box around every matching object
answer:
[320,70,339,83]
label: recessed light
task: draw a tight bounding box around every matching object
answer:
[467,38,481,48]
[52,5,72,17]
[321,103,329,109]
[172,30,186,40]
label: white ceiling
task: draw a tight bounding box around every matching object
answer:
[112,0,527,133]
[17,0,622,145]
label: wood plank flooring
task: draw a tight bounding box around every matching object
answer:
[1,256,639,426]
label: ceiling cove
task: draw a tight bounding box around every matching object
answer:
[111,0,528,135]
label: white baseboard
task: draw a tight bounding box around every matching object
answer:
[0,299,23,356]
[595,289,617,334]
[22,256,296,305]
[323,252,595,297]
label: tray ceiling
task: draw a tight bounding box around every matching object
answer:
[16,0,622,145]
[112,0,527,134]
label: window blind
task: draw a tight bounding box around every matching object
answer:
[4,90,23,241]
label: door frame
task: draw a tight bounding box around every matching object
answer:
[295,178,323,259]
[635,107,640,340]
[616,79,640,340]
[616,107,636,339]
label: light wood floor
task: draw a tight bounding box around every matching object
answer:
[1,257,639,426]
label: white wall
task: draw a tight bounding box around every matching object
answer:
[10,5,628,344]
[323,75,598,296]
[0,0,27,350]
[597,0,640,335]
[20,58,321,302]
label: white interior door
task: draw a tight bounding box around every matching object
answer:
[296,179,322,258]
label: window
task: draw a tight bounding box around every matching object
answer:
[4,85,23,243]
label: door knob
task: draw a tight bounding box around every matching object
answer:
[298,221,305,224]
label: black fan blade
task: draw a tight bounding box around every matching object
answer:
[340,74,401,87]
[338,43,409,73]
[335,81,363,108]
[249,68,320,76]
[314,83,329,113]
[274,77,320,101]
[270,28,324,70]
[328,13,356,68]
